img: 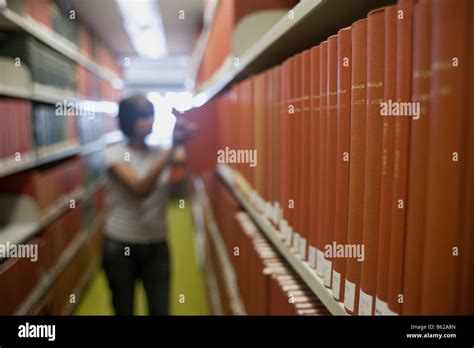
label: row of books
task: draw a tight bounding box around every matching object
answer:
[0,154,106,314]
[189,0,474,315]
[2,0,122,101]
[40,219,103,315]
[0,157,83,213]
[22,0,122,78]
[236,211,331,316]
[0,97,120,162]
[33,103,80,155]
[0,29,121,101]
[0,204,105,315]
[0,203,83,314]
[0,31,77,93]
[23,0,77,43]
[0,99,34,159]
[210,175,330,315]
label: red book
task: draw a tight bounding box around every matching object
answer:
[375,4,397,316]
[253,75,265,198]
[263,72,270,202]
[299,49,311,261]
[308,45,320,270]
[420,0,469,315]
[358,7,385,316]
[287,57,296,244]
[332,27,351,302]
[323,34,338,288]
[458,0,474,315]
[292,53,303,254]
[273,66,282,211]
[344,18,367,315]
[387,0,416,315]
[240,78,254,186]
[402,0,431,315]
[316,40,328,278]
[280,60,291,230]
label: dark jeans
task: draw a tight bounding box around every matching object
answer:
[102,237,170,315]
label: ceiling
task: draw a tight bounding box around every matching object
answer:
[57,0,205,91]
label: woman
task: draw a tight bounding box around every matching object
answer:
[103,94,195,315]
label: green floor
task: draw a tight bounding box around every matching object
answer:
[74,200,209,315]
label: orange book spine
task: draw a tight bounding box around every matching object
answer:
[387,0,416,315]
[299,50,312,261]
[375,5,397,316]
[359,7,385,316]
[287,57,296,245]
[420,0,469,315]
[316,41,328,278]
[254,76,265,197]
[344,19,367,315]
[272,67,282,208]
[263,71,270,202]
[323,35,338,288]
[308,46,320,270]
[402,0,431,315]
[274,67,282,211]
[458,0,474,315]
[280,60,290,229]
[280,58,295,245]
[292,53,303,254]
[332,27,351,302]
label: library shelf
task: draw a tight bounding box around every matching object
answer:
[216,164,348,315]
[0,131,123,178]
[0,81,119,112]
[0,5,124,88]
[15,216,103,315]
[191,176,246,315]
[0,178,104,247]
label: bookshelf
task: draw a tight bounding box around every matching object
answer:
[0,0,121,316]
[0,5,123,88]
[0,178,104,247]
[192,176,246,315]
[0,131,122,178]
[216,164,348,315]
[15,216,102,315]
[194,0,395,105]
[0,81,119,112]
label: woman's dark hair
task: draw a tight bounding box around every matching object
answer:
[118,94,154,137]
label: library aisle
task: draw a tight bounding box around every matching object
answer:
[0,0,473,325]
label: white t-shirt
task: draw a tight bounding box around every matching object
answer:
[104,142,171,244]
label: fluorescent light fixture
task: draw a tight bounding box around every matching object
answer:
[116,0,167,59]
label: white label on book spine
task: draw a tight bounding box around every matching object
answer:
[332,270,341,299]
[308,246,317,269]
[299,237,307,260]
[385,306,400,316]
[316,249,324,277]
[375,297,388,316]
[344,279,356,312]
[323,259,332,287]
[285,225,293,246]
[293,233,300,254]
[358,289,373,315]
